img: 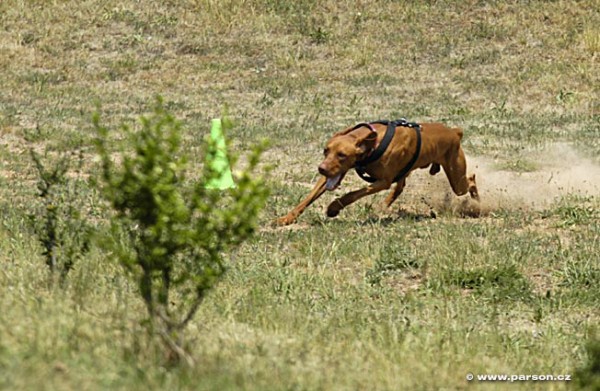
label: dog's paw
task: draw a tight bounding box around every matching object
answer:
[467,174,480,201]
[326,200,343,217]
[274,215,296,226]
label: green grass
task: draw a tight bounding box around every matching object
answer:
[1,0,599,390]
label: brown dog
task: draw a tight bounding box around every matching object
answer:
[276,120,479,226]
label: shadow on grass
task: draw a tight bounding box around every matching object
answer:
[359,209,436,226]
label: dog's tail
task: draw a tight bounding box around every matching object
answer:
[452,127,464,140]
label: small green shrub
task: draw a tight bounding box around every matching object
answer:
[29,149,91,283]
[574,333,600,390]
[93,98,269,364]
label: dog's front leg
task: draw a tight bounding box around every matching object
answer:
[327,180,392,217]
[275,176,328,226]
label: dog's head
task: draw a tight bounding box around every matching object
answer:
[318,125,378,190]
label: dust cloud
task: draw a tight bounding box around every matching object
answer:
[414,143,600,215]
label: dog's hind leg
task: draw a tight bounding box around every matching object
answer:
[384,178,406,207]
[442,146,479,201]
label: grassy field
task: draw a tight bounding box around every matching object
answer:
[1,0,599,390]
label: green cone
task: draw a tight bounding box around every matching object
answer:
[205,118,236,189]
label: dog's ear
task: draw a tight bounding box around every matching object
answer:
[353,127,378,154]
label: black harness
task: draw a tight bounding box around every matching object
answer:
[353,119,422,184]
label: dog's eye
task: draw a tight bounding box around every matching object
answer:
[337,152,347,160]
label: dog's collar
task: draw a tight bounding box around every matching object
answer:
[354,119,422,183]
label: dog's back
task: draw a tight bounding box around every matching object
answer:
[421,122,463,141]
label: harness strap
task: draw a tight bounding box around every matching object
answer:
[392,124,421,183]
[354,119,422,184]
[357,120,395,166]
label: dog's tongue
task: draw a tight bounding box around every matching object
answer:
[325,174,342,191]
